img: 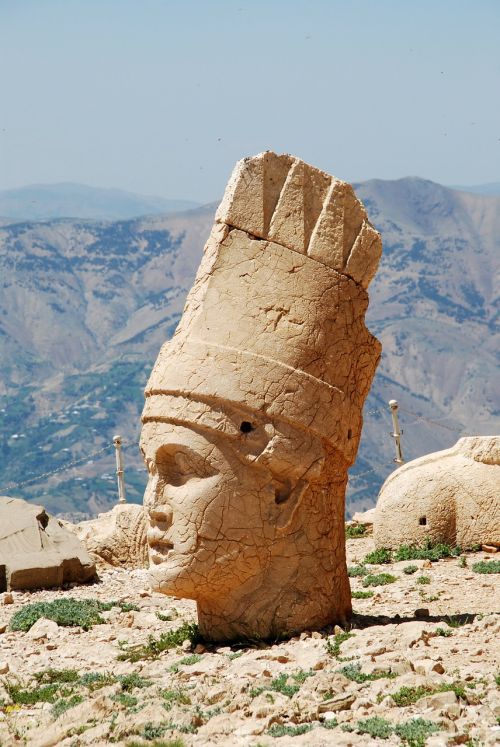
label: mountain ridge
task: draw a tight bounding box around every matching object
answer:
[0,176,498,518]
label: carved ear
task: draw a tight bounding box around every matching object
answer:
[275,478,308,532]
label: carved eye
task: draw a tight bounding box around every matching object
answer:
[155,446,215,486]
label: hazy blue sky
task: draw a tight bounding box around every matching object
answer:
[1,0,499,201]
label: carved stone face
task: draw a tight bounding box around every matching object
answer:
[140,152,382,639]
[140,410,325,602]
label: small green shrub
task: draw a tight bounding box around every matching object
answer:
[339,662,395,683]
[113,692,138,708]
[267,723,313,737]
[127,742,185,747]
[403,565,418,575]
[390,682,465,707]
[362,573,396,587]
[5,682,60,705]
[119,673,151,691]
[347,565,368,577]
[459,555,467,568]
[142,723,169,740]
[444,614,474,628]
[416,575,431,585]
[351,590,374,599]
[117,622,199,662]
[363,548,392,564]
[79,672,116,691]
[321,717,338,729]
[357,716,393,739]
[156,612,173,622]
[472,560,500,574]
[395,718,439,747]
[177,654,201,666]
[435,627,452,637]
[9,598,107,632]
[394,540,461,562]
[162,689,191,710]
[325,631,353,657]
[345,523,367,539]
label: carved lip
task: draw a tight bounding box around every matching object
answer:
[149,541,174,565]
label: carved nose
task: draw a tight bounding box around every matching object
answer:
[148,505,173,525]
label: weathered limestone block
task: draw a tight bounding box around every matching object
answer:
[141,152,382,641]
[74,504,148,568]
[0,496,96,591]
[374,436,500,549]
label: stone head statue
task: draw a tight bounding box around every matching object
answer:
[140,152,382,641]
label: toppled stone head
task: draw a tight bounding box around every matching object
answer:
[374,436,500,550]
[140,152,382,641]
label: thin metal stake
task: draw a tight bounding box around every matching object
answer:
[388,400,404,465]
[113,435,127,504]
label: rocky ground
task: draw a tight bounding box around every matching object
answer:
[0,536,498,747]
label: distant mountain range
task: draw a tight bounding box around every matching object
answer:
[0,183,199,222]
[0,178,498,519]
[450,182,500,197]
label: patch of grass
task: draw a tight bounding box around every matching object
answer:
[51,694,83,719]
[362,572,397,587]
[363,548,392,564]
[177,654,201,666]
[389,682,465,707]
[352,590,374,599]
[345,523,367,539]
[326,631,353,657]
[472,560,500,574]
[127,742,185,747]
[4,682,61,705]
[347,564,368,577]
[394,540,461,562]
[395,718,439,747]
[227,651,244,660]
[321,717,338,729]
[267,723,313,737]
[339,662,396,683]
[9,598,105,631]
[113,692,139,708]
[33,668,79,684]
[495,673,500,686]
[162,689,191,711]
[459,555,468,568]
[117,622,200,662]
[403,565,418,575]
[416,575,431,585]
[79,671,116,691]
[156,612,173,622]
[357,716,393,739]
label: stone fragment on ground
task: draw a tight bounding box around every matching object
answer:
[0,495,96,591]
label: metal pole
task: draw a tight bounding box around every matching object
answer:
[113,435,126,504]
[388,400,404,465]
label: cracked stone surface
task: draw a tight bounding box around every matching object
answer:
[374,436,500,550]
[140,152,382,641]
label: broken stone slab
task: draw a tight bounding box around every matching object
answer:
[0,496,96,591]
